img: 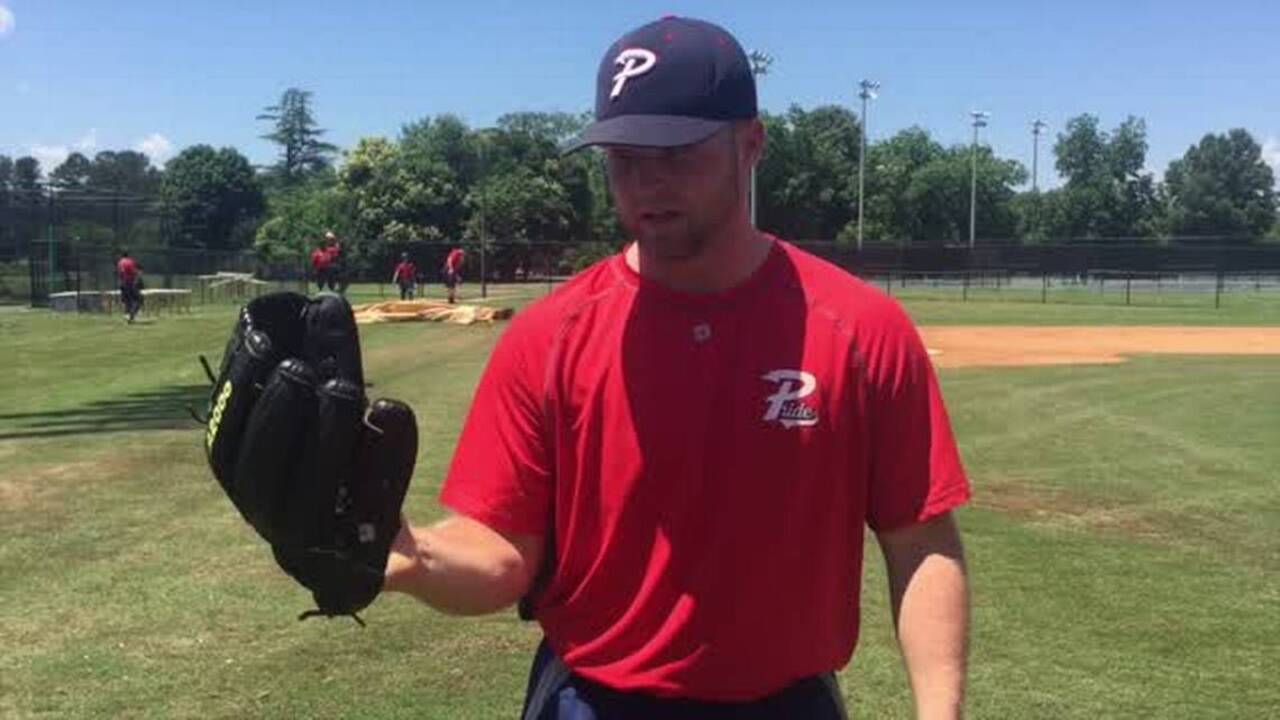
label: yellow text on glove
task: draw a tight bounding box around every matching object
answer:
[206,381,233,451]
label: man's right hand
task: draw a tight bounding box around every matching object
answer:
[384,517,427,593]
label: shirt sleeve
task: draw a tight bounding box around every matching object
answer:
[861,301,971,533]
[439,317,554,536]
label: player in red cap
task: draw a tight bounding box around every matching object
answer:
[385,16,971,719]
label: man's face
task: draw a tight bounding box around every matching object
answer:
[605,121,759,261]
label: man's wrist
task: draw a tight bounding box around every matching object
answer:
[915,692,964,720]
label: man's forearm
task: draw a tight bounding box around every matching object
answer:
[880,513,970,719]
[892,551,968,718]
[384,515,540,616]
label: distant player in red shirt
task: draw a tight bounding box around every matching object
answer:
[384,17,971,719]
[116,250,143,323]
[443,246,464,304]
[322,231,345,293]
[310,245,333,292]
[392,252,418,300]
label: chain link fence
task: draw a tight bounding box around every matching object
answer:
[4,191,1279,313]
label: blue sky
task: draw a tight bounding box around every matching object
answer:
[1,0,1277,189]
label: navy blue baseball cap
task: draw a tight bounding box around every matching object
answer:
[561,16,758,154]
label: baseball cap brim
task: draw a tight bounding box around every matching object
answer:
[561,114,730,155]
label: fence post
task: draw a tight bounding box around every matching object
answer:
[1215,271,1223,309]
[962,272,969,302]
[1126,273,1132,306]
[480,234,489,300]
[884,272,892,296]
[1042,273,1048,304]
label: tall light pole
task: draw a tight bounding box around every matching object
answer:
[1031,119,1047,192]
[857,79,879,251]
[969,111,989,249]
[748,50,773,227]
[478,130,490,299]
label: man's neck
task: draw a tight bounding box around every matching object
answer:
[626,221,773,294]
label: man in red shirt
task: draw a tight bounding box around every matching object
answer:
[116,250,143,323]
[310,245,333,292]
[443,246,464,304]
[392,252,418,300]
[322,231,345,293]
[385,17,970,719]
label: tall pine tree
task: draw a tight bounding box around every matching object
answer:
[257,88,339,186]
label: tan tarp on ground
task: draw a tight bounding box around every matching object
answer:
[352,299,515,325]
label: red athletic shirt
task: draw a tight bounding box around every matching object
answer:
[117,257,139,284]
[445,248,465,273]
[311,248,332,271]
[440,238,970,702]
[326,242,342,261]
[393,261,417,283]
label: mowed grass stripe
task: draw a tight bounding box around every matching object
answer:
[941,357,1280,571]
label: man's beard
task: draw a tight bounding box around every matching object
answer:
[629,212,707,261]
[624,164,741,263]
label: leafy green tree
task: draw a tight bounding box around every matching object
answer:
[398,115,474,240]
[465,165,573,242]
[901,147,1027,244]
[1163,129,1277,240]
[756,105,862,240]
[254,183,355,262]
[1050,115,1159,239]
[13,156,41,189]
[1011,190,1069,244]
[858,127,946,242]
[50,152,93,189]
[88,150,161,195]
[162,145,265,249]
[340,137,456,240]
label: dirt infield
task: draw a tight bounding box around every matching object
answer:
[920,326,1280,368]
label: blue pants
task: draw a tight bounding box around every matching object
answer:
[520,640,849,720]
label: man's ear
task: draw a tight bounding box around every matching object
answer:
[737,118,766,168]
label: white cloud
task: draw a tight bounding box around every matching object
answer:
[134,133,174,164]
[74,128,97,152]
[0,5,15,38]
[28,129,99,170]
[30,144,70,170]
[1263,137,1280,178]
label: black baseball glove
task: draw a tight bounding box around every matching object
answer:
[195,291,417,624]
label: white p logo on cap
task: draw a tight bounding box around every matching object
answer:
[611,48,657,100]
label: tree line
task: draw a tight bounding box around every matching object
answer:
[2,87,1276,276]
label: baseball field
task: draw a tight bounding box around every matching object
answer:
[2,284,1277,718]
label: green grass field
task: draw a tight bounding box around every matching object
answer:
[1,286,1277,718]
